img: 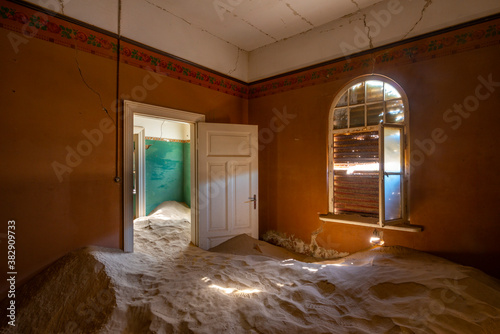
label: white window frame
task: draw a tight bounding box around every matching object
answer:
[322,75,420,232]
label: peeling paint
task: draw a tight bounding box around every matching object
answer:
[310,221,325,250]
[403,0,433,39]
[262,229,349,259]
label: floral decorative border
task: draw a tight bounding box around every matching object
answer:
[0,0,248,98]
[248,18,500,98]
[119,41,247,97]
[1,0,499,100]
[0,1,116,60]
[146,136,190,144]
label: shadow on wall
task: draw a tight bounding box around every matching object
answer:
[145,140,190,214]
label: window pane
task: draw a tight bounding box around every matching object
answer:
[384,127,402,172]
[384,83,401,100]
[386,100,405,123]
[366,103,384,125]
[384,174,402,221]
[333,108,348,129]
[349,106,365,128]
[349,82,365,105]
[366,80,384,102]
[336,92,348,107]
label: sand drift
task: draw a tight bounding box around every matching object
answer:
[2,201,500,333]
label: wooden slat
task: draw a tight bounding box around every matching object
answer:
[333,131,380,217]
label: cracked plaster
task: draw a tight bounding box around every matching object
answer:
[59,0,65,15]
[227,48,241,75]
[21,0,500,82]
[249,0,499,81]
[284,2,314,27]
[74,53,112,120]
[402,0,433,39]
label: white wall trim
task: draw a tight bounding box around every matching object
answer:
[133,127,146,218]
[123,100,205,252]
[125,101,207,123]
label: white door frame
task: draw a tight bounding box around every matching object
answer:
[133,127,146,218]
[123,100,205,252]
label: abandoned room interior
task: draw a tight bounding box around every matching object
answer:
[1,0,500,332]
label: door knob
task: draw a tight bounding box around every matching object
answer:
[246,195,257,209]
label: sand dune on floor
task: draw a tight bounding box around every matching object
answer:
[209,233,313,262]
[0,247,116,334]
[2,202,500,333]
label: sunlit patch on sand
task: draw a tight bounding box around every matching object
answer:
[302,266,319,272]
[208,284,261,296]
[4,201,500,333]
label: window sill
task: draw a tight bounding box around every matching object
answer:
[319,213,422,232]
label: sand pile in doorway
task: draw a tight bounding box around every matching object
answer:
[210,233,314,262]
[2,201,500,333]
[0,248,116,334]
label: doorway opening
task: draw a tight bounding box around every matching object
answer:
[133,115,191,218]
[123,101,205,252]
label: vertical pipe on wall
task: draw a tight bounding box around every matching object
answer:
[116,0,123,249]
[115,0,122,181]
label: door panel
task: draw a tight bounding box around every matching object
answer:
[208,162,228,231]
[198,123,258,250]
[232,163,252,229]
[208,132,252,156]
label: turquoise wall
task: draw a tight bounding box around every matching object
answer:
[145,140,190,215]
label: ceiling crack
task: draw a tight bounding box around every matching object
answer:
[350,0,361,12]
[144,0,244,50]
[200,27,243,49]
[402,0,433,39]
[363,13,374,49]
[350,0,373,48]
[236,14,278,42]
[283,2,314,27]
[144,0,192,26]
[59,0,65,15]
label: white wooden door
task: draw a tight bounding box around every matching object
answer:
[197,122,259,249]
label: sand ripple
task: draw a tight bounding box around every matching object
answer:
[2,202,500,333]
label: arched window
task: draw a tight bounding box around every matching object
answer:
[326,75,410,228]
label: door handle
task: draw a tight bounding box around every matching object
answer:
[245,195,257,209]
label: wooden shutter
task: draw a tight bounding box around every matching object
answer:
[333,131,379,216]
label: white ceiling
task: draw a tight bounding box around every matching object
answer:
[26,0,500,81]
[146,0,384,51]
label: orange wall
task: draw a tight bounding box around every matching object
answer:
[249,44,500,278]
[0,27,247,296]
[1,2,499,299]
